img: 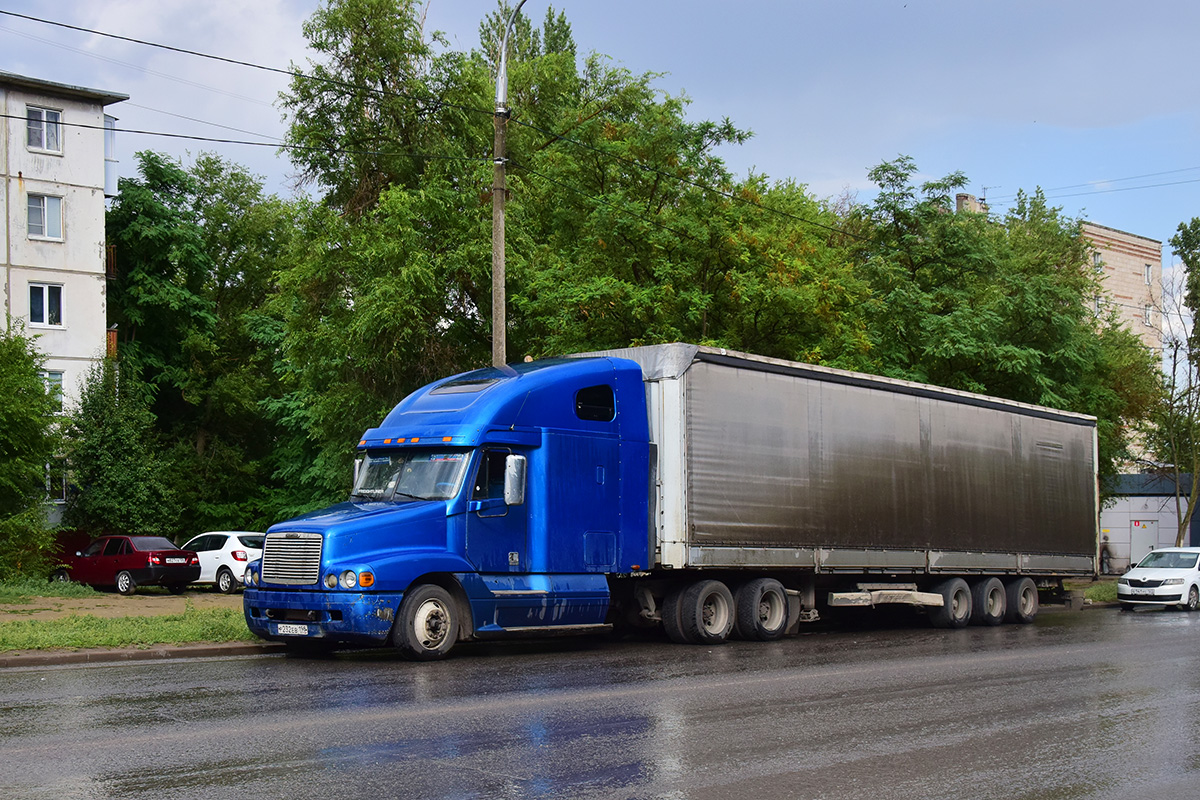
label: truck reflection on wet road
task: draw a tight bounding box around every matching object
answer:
[2,607,1198,799]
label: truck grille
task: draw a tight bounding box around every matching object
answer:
[261,532,323,585]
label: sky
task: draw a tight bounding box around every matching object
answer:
[2,0,1199,266]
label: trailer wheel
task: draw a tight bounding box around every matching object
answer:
[929,578,972,628]
[735,578,789,641]
[679,580,735,644]
[394,584,458,660]
[969,578,1006,626]
[1003,577,1039,624]
[661,586,689,644]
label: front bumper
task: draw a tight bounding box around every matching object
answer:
[243,587,404,646]
[1118,587,1184,606]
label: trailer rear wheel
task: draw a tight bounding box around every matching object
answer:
[969,578,1006,626]
[394,584,458,660]
[1004,577,1038,624]
[735,578,789,641]
[929,578,972,628]
[680,580,735,644]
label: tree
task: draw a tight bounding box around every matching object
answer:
[63,359,177,539]
[0,321,58,577]
[1153,219,1200,545]
[849,157,1160,483]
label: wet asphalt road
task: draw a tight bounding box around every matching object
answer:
[3,606,1200,800]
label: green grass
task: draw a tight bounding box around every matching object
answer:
[0,604,255,652]
[0,576,103,603]
[1083,581,1119,603]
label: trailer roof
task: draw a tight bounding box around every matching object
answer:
[576,343,1097,427]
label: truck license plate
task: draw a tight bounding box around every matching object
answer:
[1130,587,1154,596]
[276,623,309,636]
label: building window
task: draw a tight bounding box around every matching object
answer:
[28,194,63,239]
[39,371,64,413]
[1092,252,1103,271]
[1145,264,1153,285]
[26,106,62,152]
[29,284,63,326]
[1144,304,1153,326]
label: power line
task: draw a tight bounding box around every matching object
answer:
[0,112,490,162]
[0,8,864,241]
[989,165,1200,202]
[0,22,272,107]
[0,8,486,119]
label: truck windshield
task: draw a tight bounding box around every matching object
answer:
[352,451,470,502]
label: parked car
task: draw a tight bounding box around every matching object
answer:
[54,536,200,595]
[180,531,265,593]
[1117,546,1200,611]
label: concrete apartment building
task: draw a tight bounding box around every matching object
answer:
[1,70,126,410]
[1083,221,1163,354]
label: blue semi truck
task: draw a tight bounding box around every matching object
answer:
[243,344,1098,660]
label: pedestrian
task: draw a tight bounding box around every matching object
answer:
[1099,534,1112,575]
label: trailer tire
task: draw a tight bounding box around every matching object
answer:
[735,578,789,641]
[661,586,689,644]
[679,580,735,644]
[969,578,1006,626]
[1003,577,1039,624]
[929,578,972,628]
[394,584,458,661]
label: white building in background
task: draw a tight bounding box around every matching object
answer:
[1,70,127,409]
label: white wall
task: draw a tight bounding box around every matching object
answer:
[2,83,112,409]
[1100,495,1186,572]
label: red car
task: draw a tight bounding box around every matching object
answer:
[55,536,201,595]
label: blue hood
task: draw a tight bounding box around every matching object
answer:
[269,500,451,563]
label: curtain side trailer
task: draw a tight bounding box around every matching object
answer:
[243,344,1098,658]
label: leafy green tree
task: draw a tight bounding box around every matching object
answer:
[63,359,177,539]
[0,321,58,577]
[849,156,1160,482]
[1150,219,1200,545]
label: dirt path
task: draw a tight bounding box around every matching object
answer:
[0,591,244,621]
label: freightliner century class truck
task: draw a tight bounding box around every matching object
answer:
[243,344,1098,660]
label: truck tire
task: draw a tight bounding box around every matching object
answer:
[735,578,789,641]
[969,578,1006,626]
[661,586,689,644]
[679,580,735,644]
[394,584,458,661]
[929,578,972,628]
[1003,577,1038,624]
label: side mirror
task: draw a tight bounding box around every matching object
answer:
[504,454,527,506]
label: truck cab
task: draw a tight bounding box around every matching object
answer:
[243,356,651,659]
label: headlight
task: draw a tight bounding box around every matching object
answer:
[244,566,257,586]
[1118,577,1129,585]
[324,573,338,589]
[339,570,358,589]
[1163,577,1185,586]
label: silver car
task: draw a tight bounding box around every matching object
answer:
[180,531,265,593]
[1118,547,1200,611]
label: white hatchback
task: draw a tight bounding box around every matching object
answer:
[180,531,265,593]
[1118,547,1200,611]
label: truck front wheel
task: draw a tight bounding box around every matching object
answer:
[394,584,458,661]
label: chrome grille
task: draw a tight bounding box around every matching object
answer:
[261,532,323,586]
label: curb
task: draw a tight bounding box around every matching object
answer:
[0,640,287,668]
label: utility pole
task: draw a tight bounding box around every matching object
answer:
[492,0,527,367]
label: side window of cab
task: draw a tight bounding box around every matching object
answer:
[575,384,615,422]
[473,450,510,500]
